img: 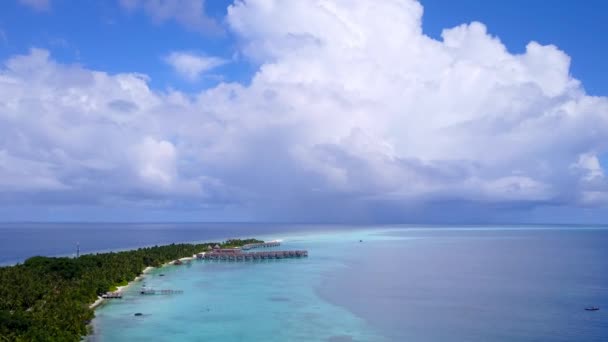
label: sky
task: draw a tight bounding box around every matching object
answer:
[0,0,607,223]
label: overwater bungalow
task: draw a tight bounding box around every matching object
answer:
[200,247,308,261]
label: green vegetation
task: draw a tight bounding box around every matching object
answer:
[220,238,264,249]
[108,279,129,292]
[0,238,262,341]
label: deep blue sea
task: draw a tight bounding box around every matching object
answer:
[1,224,607,341]
[0,222,341,265]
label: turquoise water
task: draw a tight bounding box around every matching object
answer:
[90,227,608,341]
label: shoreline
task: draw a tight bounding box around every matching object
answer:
[88,265,155,309]
[2,239,266,341]
[87,239,280,310]
[87,248,266,310]
[88,253,203,310]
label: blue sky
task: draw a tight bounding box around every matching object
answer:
[1,0,246,90]
[0,0,607,223]
[2,0,606,94]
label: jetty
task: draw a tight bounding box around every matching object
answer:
[198,249,308,261]
[140,287,184,295]
[241,241,281,250]
[101,292,123,299]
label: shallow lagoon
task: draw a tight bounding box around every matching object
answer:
[90,227,608,341]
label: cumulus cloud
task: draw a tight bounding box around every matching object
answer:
[18,0,50,11]
[164,51,226,81]
[572,153,608,206]
[0,48,202,204]
[1,0,608,221]
[573,153,604,181]
[119,0,222,35]
[131,137,177,188]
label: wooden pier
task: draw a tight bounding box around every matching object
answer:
[198,249,308,261]
[140,288,184,295]
[241,241,281,250]
[101,292,123,299]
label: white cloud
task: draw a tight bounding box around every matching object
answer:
[580,191,608,206]
[18,0,50,11]
[2,0,608,220]
[572,153,607,207]
[573,153,604,181]
[131,137,177,188]
[164,51,225,81]
[119,0,221,35]
[0,149,68,191]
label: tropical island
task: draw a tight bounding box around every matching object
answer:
[0,238,262,341]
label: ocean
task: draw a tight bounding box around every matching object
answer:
[0,222,341,265]
[1,224,607,341]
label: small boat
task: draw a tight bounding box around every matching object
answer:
[585,306,600,311]
[159,274,165,277]
[134,313,143,316]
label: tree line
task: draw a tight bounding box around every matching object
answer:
[0,238,262,341]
